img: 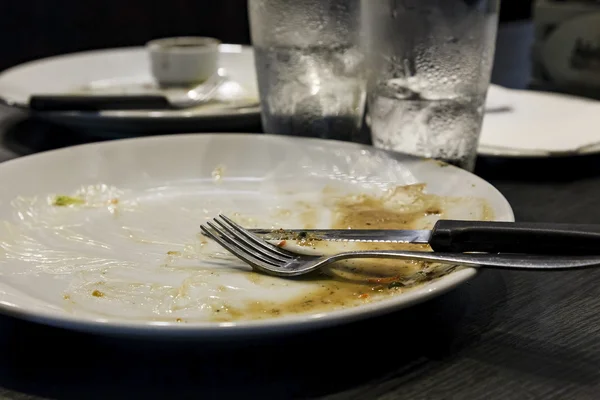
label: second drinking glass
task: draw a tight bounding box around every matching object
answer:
[362,0,500,171]
[248,0,367,143]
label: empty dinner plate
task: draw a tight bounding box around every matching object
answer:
[0,134,513,337]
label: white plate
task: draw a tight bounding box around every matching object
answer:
[480,84,600,157]
[0,134,513,337]
[0,45,261,134]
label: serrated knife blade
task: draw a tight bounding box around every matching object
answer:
[249,228,432,244]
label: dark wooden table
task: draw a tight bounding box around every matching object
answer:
[1,123,600,399]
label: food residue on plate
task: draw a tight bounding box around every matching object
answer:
[201,184,488,321]
[49,184,129,210]
[211,165,225,182]
[52,195,86,207]
[117,184,490,322]
[0,181,494,323]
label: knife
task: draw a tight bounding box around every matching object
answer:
[27,73,259,112]
[29,95,175,111]
[250,220,600,255]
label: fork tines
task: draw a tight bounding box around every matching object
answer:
[200,214,294,272]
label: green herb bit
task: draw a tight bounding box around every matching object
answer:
[388,281,405,289]
[52,195,85,207]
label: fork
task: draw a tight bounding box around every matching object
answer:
[199,215,600,278]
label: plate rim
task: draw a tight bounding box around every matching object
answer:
[478,141,600,158]
[0,133,515,336]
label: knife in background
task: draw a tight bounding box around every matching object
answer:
[27,72,259,112]
[29,95,175,111]
[250,220,600,255]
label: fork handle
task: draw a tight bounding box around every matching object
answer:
[322,251,600,272]
[429,220,600,255]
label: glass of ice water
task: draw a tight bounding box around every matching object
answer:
[248,0,367,143]
[362,0,499,171]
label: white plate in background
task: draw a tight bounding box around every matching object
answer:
[480,84,600,157]
[0,45,261,134]
[2,44,598,156]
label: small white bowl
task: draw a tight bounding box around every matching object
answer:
[146,36,221,87]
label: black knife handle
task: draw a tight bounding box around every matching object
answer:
[429,220,600,255]
[29,95,172,111]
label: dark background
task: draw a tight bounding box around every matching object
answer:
[0,0,533,72]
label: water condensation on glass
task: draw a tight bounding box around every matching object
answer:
[362,0,499,171]
[248,0,367,142]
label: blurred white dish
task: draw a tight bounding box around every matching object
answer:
[146,36,221,87]
[480,84,600,157]
[0,45,260,134]
[0,134,513,337]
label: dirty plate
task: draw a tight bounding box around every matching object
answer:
[0,134,513,337]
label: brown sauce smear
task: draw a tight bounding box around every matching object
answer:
[211,184,494,322]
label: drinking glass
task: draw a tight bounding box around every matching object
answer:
[361,0,500,171]
[248,0,367,143]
